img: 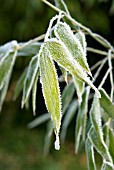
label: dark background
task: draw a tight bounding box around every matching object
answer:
[0,0,114,170]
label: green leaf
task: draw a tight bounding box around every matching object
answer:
[27,113,50,129]
[103,124,114,163]
[54,22,91,75]
[13,67,28,101]
[101,161,114,170]
[73,75,85,104]
[62,82,75,114]
[45,39,100,97]
[40,45,61,150]
[99,88,114,120]
[18,42,41,57]
[22,55,39,108]
[75,87,90,153]
[0,51,17,111]
[90,94,103,142]
[61,100,78,142]
[0,40,18,54]
[43,121,53,156]
[32,69,39,115]
[88,127,113,163]
[85,137,97,170]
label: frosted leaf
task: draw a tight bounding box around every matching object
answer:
[40,45,62,147]
[54,22,91,75]
[45,39,100,98]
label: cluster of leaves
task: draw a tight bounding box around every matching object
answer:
[0,0,114,169]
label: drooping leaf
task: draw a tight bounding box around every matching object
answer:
[61,100,78,142]
[90,94,103,142]
[32,69,39,115]
[0,40,18,54]
[75,87,90,153]
[73,75,85,104]
[101,161,114,170]
[0,50,17,111]
[62,82,75,114]
[40,45,62,150]
[103,123,114,162]
[85,137,97,170]
[27,113,50,129]
[54,22,91,75]
[88,127,113,163]
[13,67,28,101]
[22,55,39,108]
[99,88,114,120]
[43,121,53,156]
[18,42,41,57]
[45,39,100,97]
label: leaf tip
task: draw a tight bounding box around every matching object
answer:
[54,134,60,150]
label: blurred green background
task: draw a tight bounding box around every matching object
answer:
[0,0,114,170]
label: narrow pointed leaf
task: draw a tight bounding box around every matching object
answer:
[103,124,114,162]
[85,137,97,170]
[54,0,70,15]
[88,127,113,163]
[18,42,41,57]
[101,161,114,170]
[75,87,90,153]
[40,45,61,150]
[32,70,39,115]
[27,113,50,129]
[54,22,91,75]
[90,95,103,142]
[99,88,114,120]
[0,40,18,54]
[45,40,100,97]
[13,67,28,100]
[73,75,85,104]
[22,55,39,108]
[61,100,78,142]
[62,82,75,114]
[43,121,53,156]
[0,50,17,111]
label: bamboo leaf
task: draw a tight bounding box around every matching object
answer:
[75,87,90,153]
[27,113,50,129]
[0,40,18,54]
[90,94,103,142]
[103,124,114,162]
[22,55,39,108]
[73,75,85,104]
[18,42,41,57]
[0,50,17,111]
[62,82,75,114]
[40,45,62,150]
[43,121,53,156]
[85,137,97,170]
[61,100,78,142]
[88,127,113,163]
[99,88,114,120]
[54,22,91,75]
[13,67,28,100]
[45,39,100,97]
[32,69,39,115]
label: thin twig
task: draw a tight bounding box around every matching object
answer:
[17,34,45,50]
[108,50,114,101]
[90,58,107,71]
[98,68,111,89]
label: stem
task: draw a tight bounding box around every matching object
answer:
[108,50,114,101]
[90,58,107,71]
[17,34,45,50]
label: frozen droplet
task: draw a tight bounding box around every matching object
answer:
[54,135,60,150]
